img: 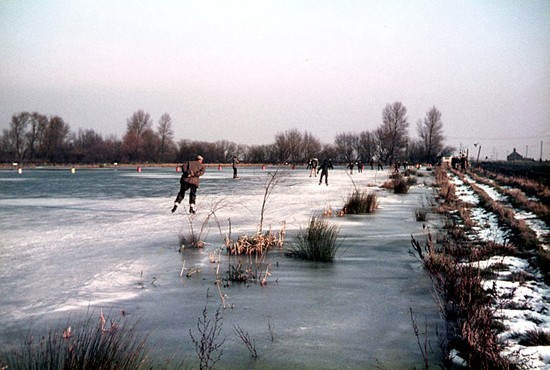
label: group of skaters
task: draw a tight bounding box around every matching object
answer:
[171,154,418,214]
[306,156,416,185]
[306,157,334,185]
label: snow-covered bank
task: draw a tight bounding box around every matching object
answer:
[447,170,550,369]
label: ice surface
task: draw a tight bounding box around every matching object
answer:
[0,166,443,368]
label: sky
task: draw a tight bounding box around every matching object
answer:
[1,0,549,160]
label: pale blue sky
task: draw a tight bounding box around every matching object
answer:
[1,0,549,159]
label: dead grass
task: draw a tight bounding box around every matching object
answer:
[342,189,379,214]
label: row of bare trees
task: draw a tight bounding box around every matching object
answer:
[0,102,452,166]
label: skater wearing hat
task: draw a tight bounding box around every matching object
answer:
[172,155,206,214]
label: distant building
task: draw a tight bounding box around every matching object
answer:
[507,148,524,161]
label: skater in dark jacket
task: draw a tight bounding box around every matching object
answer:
[172,155,206,214]
[317,159,333,186]
[232,156,239,179]
[346,161,355,174]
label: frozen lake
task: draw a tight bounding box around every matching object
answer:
[0,165,443,369]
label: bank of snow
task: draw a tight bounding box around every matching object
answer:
[449,173,550,369]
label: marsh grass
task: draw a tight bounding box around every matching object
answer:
[411,233,514,369]
[223,259,271,286]
[427,166,534,368]
[517,329,550,346]
[226,228,285,256]
[286,216,341,262]
[1,311,150,370]
[343,189,379,214]
[382,173,411,194]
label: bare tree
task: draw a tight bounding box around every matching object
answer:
[246,144,277,164]
[6,112,31,163]
[334,132,359,163]
[214,139,239,163]
[274,129,303,163]
[417,106,444,164]
[157,113,175,162]
[41,115,70,163]
[26,112,48,162]
[141,129,161,162]
[302,131,322,160]
[123,110,154,162]
[71,128,105,163]
[126,110,153,137]
[357,130,376,163]
[319,143,338,162]
[376,102,410,162]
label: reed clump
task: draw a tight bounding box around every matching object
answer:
[286,216,341,262]
[342,189,379,214]
[382,173,412,194]
[1,311,150,370]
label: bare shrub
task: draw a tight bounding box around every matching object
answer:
[233,325,257,358]
[190,305,226,370]
[409,308,432,370]
[179,199,228,249]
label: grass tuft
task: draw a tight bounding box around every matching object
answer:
[1,311,150,370]
[512,329,550,346]
[286,216,341,262]
[343,190,379,214]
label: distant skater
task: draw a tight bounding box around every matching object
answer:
[232,155,239,179]
[317,159,333,186]
[307,157,319,177]
[357,160,363,173]
[172,155,206,214]
[347,161,355,174]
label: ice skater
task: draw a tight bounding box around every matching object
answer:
[172,155,206,214]
[346,161,355,174]
[232,155,239,179]
[306,157,318,177]
[317,159,333,185]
